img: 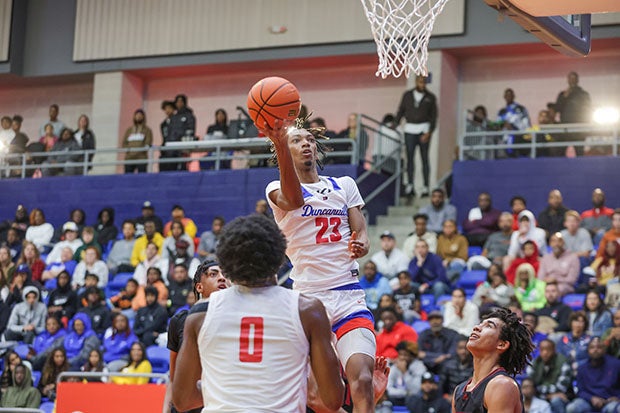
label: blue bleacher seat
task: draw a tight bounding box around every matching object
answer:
[44,278,57,291]
[147,346,170,374]
[436,294,452,308]
[105,272,134,298]
[392,406,409,413]
[32,370,41,388]
[563,293,586,311]
[420,295,435,313]
[39,401,54,413]
[13,343,30,359]
[110,272,134,285]
[468,246,483,257]
[457,270,487,295]
[411,320,430,333]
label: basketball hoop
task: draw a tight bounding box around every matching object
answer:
[360,0,450,78]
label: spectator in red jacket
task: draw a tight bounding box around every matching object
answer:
[376,307,418,360]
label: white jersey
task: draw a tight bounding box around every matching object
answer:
[266,175,365,293]
[198,285,309,413]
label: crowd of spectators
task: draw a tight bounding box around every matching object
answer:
[1,105,96,178]
[465,71,596,159]
[0,198,258,408]
[367,186,620,412]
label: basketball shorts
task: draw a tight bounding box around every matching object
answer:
[305,284,376,367]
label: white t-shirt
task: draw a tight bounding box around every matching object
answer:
[266,175,364,293]
[199,285,308,412]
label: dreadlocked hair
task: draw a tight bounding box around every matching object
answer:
[268,112,332,170]
[483,307,534,376]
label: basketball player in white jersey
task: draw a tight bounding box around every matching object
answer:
[261,118,376,413]
[172,214,344,413]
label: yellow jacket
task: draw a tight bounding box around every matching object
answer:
[130,233,165,267]
[111,360,152,385]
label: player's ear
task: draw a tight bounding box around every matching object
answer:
[497,340,510,353]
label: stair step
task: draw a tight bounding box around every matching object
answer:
[387,205,416,217]
[376,215,414,227]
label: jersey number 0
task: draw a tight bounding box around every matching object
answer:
[239,317,264,363]
[315,217,342,244]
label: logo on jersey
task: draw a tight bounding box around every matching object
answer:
[300,204,348,217]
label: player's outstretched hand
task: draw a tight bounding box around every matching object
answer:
[373,356,390,404]
[348,231,369,259]
[257,119,291,147]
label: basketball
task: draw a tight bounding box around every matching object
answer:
[247,77,301,130]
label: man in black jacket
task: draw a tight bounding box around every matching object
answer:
[133,286,168,346]
[161,94,196,171]
[395,75,437,198]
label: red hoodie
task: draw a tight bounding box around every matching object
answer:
[376,321,418,360]
[505,242,540,285]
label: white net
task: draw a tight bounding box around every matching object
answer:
[360,0,450,78]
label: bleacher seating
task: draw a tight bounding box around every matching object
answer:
[457,270,487,295]
[468,246,483,257]
[412,320,430,333]
[436,294,452,308]
[32,370,41,388]
[104,272,133,298]
[146,346,170,374]
[39,401,55,413]
[420,295,435,313]
[13,343,30,359]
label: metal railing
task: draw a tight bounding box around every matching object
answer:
[357,114,403,206]
[0,137,359,178]
[459,122,619,161]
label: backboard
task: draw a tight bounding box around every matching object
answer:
[485,0,593,57]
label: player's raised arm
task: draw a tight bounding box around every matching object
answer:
[300,295,345,411]
[261,120,305,211]
[171,313,205,412]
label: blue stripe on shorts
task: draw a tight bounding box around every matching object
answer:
[331,309,375,333]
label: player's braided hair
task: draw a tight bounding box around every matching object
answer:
[268,113,331,170]
[484,307,534,376]
[216,215,286,287]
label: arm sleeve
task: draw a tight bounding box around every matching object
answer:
[26,389,42,409]
[342,176,364,209]
[553,362,573,394]
[447,205,457,223]
[7,307,22,332]
[395,93,407,125]
[133,312,145,336]
[456,237,468,261]
[130,240,141,267]
[429,94,438,134]
[167,313,184,352]
[434,257,450,285]
[507,233,520,257]
[145,128,153,146]
[386,369,407,398]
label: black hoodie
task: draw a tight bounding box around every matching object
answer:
[95,207,118,247]
[47,281,78,320]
